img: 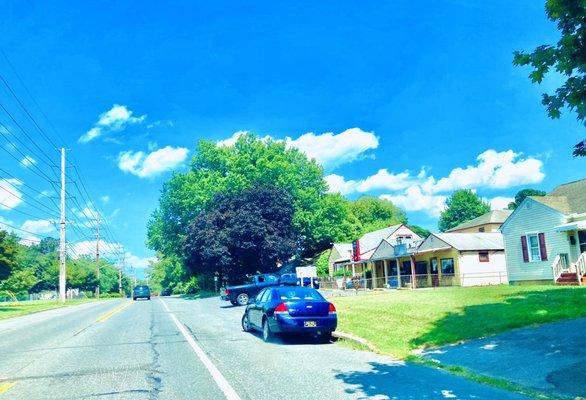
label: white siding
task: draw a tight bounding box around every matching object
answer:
[388,226,422,244]
[501,199,571,282]
[458,251,508,286]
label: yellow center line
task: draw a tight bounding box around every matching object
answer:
[96,301,133,323]
[0,381,16,395]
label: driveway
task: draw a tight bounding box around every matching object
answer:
[421,317,586,398]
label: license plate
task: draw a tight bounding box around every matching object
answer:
[304,321,317,328]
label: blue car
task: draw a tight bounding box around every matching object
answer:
[241,286,337,343]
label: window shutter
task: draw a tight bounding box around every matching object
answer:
[538,233,548,261]
[521,236,529,262]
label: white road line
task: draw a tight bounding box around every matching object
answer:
[159,299,242,400]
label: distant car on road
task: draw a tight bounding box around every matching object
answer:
[133,285,151,301]
[241,286,337,343]
[160,288,172,296]
[221,273,282,306]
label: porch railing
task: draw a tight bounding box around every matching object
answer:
[575,252,586,285]
[551,254,568,282]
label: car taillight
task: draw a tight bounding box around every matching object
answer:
[274,303,289,315]
[328,303,336,315]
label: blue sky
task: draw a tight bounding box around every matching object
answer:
[0,1,584,271]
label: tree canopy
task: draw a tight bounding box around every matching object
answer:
[349,196,407,235]
[147,133,349,259]
[507,188,547,209]
[438,190,491,232]
[182,185,298,282]
[513,0,586,156]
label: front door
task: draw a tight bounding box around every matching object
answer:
[579,231,586,254]
[430,257,439,287]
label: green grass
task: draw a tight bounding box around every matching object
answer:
[0,298,98,321]
[332,285,586,359]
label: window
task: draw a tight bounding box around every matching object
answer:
[579,231,586,253]
[479,251,489,262]
[255,289,267,302]
[528,233,541,262]
[265,274,279,283]
[261,289,273,303]
[401,260,411,275]
[441,258,455,274]
[275,287,324,301]
[415,261,428,275]
[478,227,485,232]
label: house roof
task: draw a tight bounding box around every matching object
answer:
[447,210,513,232]
[331,243,352,262]
[426,232,504,251]
[530,196,572,214]
[358,224,403,253]
[548,178,586,214]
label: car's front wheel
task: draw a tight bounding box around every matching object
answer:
[133,297,137,301]
[236,293,249,306]
[241,313,252,332]
[262,318,274,342]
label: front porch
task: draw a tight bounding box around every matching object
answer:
[552,227,586,285]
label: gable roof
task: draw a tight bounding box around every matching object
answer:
[530,196,572,214]
[331,243,352,262]
[424,232,504,251]
[358,224,403,253]
[548,178,586,214]
[447,210,513,232]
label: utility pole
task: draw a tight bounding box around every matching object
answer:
[118,253,124,295]
[95,216,101,299]
[59,148,67,303]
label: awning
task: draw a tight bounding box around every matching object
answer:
[555,221,586,232]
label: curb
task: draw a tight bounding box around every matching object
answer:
[332,331,379,353]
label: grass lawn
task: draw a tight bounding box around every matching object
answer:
[332,285,586,359]
[0,298,98,321]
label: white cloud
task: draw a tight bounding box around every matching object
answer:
[118,146,189,178]
[286,128,378,170]
[325,174,359,195]
[217,128,379,170]
[20,156,37,168]
[79,105,146,143]
[101,195,110,204]
[0,178,23,210]
[328,149,545,218]
[488,196,514,210]
[20,219,55,234]
[380,187,447,218]
[79,127,103,144]
[431,150,544,193]
[125,252,157,269]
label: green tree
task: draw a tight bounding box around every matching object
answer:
[409,225,431,239]
[147,255,188,294]
[513,0,586,156]
[183,185,297,282]
[148,133,351,259]
[349,196,407,235]
[507,188,547,209]
[438,190,491,232]
[314,250,330,277]
[0,230,19,281]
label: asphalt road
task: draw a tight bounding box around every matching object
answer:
[0,297,530,400]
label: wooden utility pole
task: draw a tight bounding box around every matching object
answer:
[59,148,67,303]
[95,216,100,299]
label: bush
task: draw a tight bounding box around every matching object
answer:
[100,292,123,298]
[333,269,352,277]
[173,276,200,294]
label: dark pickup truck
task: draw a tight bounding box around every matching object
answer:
[221,273,297,306]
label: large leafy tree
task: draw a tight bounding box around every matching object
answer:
[349,196,407,236]
[148,133,352,258]
[0,230,19,281]
[438,190,491,232]
[513,0,586,156]
[182,185,297,282]
[507,188,547,210]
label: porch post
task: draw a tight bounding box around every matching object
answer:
[410,255,417,289]
[384,260,389,286]
[372,261,378,288]
[397,258,402,288]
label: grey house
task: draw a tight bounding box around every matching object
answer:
[500,179,586,284]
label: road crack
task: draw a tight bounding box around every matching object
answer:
[147,307,164,400]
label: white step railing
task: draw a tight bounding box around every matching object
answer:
[551,254,567,282]
[575,252,586,285]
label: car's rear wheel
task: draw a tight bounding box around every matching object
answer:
[236,293,249,306]
[262,318,274,342]
[230,300,238,306]
[241,313,252,332]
